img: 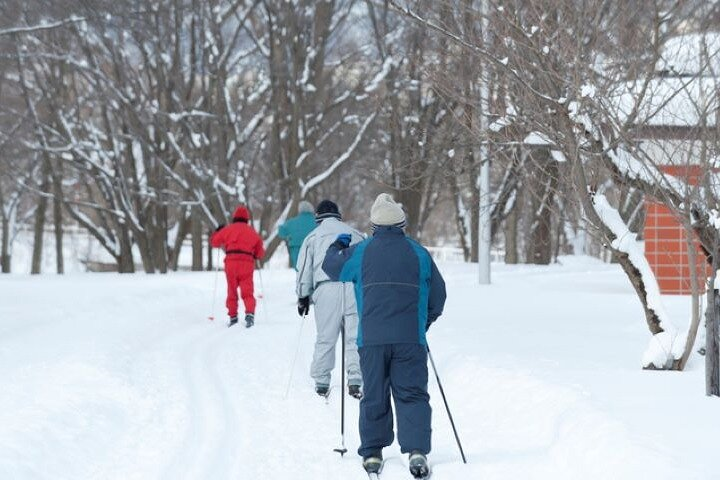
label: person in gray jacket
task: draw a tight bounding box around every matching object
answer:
[296,200,364,398]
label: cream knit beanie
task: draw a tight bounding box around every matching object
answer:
[370,193,406,227]
[298,200,314,214]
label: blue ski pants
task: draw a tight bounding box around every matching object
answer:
[357,344,431,457]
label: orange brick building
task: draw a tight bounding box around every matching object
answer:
[630,33,718,294]
[644,166,711,294]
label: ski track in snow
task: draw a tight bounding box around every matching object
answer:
[0,260,714,479]
[162,325,243,479]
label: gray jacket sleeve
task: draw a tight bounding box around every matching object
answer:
[296,233,314,298]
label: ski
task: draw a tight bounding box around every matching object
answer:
[410,471,431,480]
[409,466,431,478]
[365,466,383,479]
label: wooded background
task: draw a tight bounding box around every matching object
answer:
[4,0,720,386]
[0,0,718,275]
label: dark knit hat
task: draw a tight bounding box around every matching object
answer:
[315,199,341,223]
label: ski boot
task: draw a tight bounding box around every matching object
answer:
[409,451,429,479]
[227,316,238,327]
[315,384,330,397]
[348,384,363,400]
[245,313,254,328]
[362,451,383,475]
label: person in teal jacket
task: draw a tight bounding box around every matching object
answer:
[278,200,316,269]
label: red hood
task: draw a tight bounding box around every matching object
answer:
[233,206,250,221]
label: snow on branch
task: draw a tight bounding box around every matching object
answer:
[568,102,687,200]
[0,16,85,37]
[605,144,687,194]
[365,56,395,93]
[237,107,266,144]
[263,199,294,249]
[592,193,682,368]
[213,177,238,197]
[300,112,376,197]
[166,110,216,122]
[65,205,120,257]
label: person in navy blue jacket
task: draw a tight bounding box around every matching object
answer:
[322,193,446,477]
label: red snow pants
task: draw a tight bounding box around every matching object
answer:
[224,258,256,317]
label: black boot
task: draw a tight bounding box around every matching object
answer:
[227,316,238,327]
[408,450,429,479]
[362,451,383,474]
[315,384,329,397]
[245,313,254,328]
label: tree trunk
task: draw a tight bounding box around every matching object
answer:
[564,119,667,339]
[450,175,470,261]
[706,287,720,396]
[706,234,720,394]
[117,226,135,273]
[469,185,479,263]
[191,209,203,272]
[169,213,190,272]
[529,210,552,264]
[675,225,703,371]
[398,188,423,239]
[117,250,135,273]
[262,235,283,266]
[52,162,64,274]
[31,171,50,274]
[1,216,10,273]
[136,232,156,274]
[504,193,519,264]
[527,149,557,265]
[553,212,565,263]
[154,203,169,274]
[207,234,213,271]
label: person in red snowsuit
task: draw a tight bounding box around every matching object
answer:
[210,205,265,327]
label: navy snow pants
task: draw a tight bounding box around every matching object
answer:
[357,344,431,457]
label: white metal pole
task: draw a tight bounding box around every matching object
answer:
[478,159,491,284]
[478,0,491,285]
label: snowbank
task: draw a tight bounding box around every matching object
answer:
[0,260,715,479]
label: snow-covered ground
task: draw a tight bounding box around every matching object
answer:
[0,256,716,479]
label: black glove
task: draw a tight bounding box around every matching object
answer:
[214,223,226,233]
[298,296,310,316]
[333,233,352,249]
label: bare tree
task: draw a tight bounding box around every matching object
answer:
[253,0,385,259]
[389,0,720,377]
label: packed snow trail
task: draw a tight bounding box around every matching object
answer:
[0,259,714,479]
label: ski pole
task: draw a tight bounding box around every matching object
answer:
[333,284,348,456]
[284,313,307,399]
[208,248,221,321]
[255,260,269,324]
[427,344,467,464]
